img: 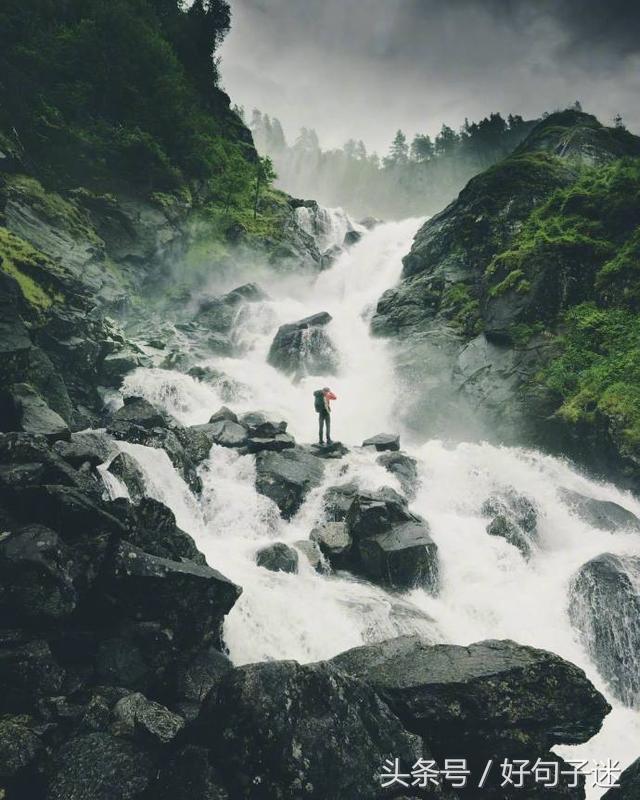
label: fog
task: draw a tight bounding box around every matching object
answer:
[220,0,640,155]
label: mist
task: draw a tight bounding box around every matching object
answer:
[220,0,640,154]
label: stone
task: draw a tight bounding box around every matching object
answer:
[569,553,640,707]
[345,486,414,540]
[100,349,146,388]
[155,745,230,800]
[357,520,439,592]
[255,447,325,519]
[47,732,153,800]
[0,715,43,779]
[108,396,173,435]
[0,524,78,622]
[113,692,185,745]
[106,540,241,650]
[246,432,295,453]
[194,659,421,800]
[190,420,248,450]
[343,229,363,246]
[175,644,233,703]
[362,433,400,452]
[108,452,147,503]
[293,540,328,573]
[560,488,640,532]
[482,488,538,557]
[310,440,349,459]
[208,406,238,424]
[330,636,611,758]
[376,451,419,498]
[267,312,339,377]
[53,431,113,468]
[322,481,359,521]
[255,542,299,574]
[0,635,65,713]
[310,521,352,568]
[0,383,70,443]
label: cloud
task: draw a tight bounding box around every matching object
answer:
[219,0,640,152]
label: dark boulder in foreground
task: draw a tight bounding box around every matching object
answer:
[108,396,173,435]
[569,552,640,707]
[194,659,421,800]
[47,732,154,800]
[560,488,640,533]
[358,520,439,591]
[255,447,325,519]
[255,542,299,574]
[155,745,230,800]
[330,636,610,759]
[603,757,640,799]
[267,311,339,377]
[362,432,400,452]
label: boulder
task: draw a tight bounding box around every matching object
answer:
[108,452,147,503]
[245,418,294,453]
[111,497,205,565]
[357,520,439,592]
[46,732,153,800]
[0,634,65,713]
[322,481,359,521]
[100,349,147,388]
[208,406,238,424]
[106,540,242,650]
[0,383,70,443]
[155,745,230,800]
[330,636,611,758]
[255,542,299,574]
[189,420,248,450]
[376,451,419,498]
[194,659,421,800]
[482,488,538,557]
[343,229,363,247]
[362,433,400,452]
[175,644,233,704]
[0,524,78,623]
[113,692,185,745]
[310,522,352,568]
[255,447,325,519]
[603,757,640,799]
[267,312,339,377]
[293,540,328,574]
[560,488,640,532]
[345,486,414,539]
[107,396,173,435]
[568,553,640,707]
[196,283,267,337]
[53,431,113,468]
[310,440,349,459]
[0,715,43,780]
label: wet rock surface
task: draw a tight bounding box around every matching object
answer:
[362,432,400,452]
[267,311,339,377]
[482,488,538,557]
[255,542,299,573]
[255,446,325,519]
[569,553,640,707]
[560,488,640,533]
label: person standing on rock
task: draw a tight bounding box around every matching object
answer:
[314,387,336,445]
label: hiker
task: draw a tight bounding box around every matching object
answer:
[314,386,337,445]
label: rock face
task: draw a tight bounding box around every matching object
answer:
[330,636,611,758]
[482,488,538,557]
[255,447,325,519]
[267,311,339,378]
[310,521,352,568]
[108,452,147,503]
[560,489,640,533]
[569,553,640,707]
[194,659,422,800]
[370,111,640,483]
[255,542,299,574]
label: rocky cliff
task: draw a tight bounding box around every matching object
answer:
[373,111,640,486]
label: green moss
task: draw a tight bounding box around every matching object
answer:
[6,174,102,245]
[0,227,65,310]
[440,281,482,335]
[489,268,528,297]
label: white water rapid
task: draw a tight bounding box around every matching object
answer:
[104,213,639,798]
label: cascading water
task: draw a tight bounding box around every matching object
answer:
[105,211,640,798]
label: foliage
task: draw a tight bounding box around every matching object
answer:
[0,227,65,311]
[249,109,537,219]
[0,0,259,200]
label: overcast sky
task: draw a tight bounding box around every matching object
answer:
[219,0,640,154]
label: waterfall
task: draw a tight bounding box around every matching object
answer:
[105,209,640,798]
